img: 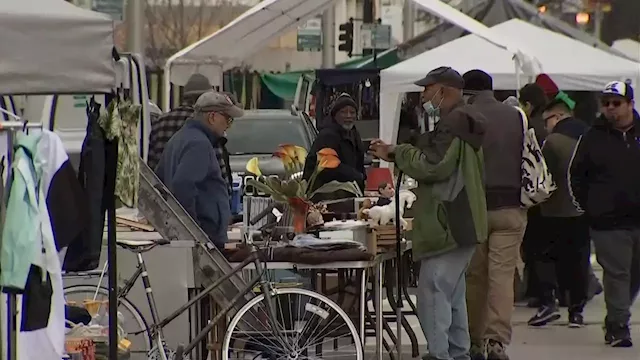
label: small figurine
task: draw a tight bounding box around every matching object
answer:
[376,182,394,206]
[362,190,416,229]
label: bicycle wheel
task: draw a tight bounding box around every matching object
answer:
[63,285,152,354]
[223,288,363,360]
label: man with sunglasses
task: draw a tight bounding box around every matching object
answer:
[156,91,244,248]
[527,99,590,328]
[569,81,640,347]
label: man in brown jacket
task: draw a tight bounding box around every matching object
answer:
[463,70,527,360]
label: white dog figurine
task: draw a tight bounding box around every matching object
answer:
[362,190,416,229]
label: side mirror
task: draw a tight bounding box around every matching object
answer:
[290,104,299,116]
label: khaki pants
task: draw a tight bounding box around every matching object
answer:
[466,208,527,345]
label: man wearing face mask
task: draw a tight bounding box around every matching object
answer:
[462,70,526,360]
[303,93,366,201]
[569,81,640,347]
[155,91,244,248]
[369,67,487,360]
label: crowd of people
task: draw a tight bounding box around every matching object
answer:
[369,67,640,360]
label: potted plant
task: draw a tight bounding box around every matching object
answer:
[245,145,362,233]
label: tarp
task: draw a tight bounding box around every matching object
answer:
[0,0,116,94]
[260,48,399,101]
[378,0,540,164]
[164,0,338,110]
[613,39,640,61]
[379,18,640,149]
[400,0,629,60]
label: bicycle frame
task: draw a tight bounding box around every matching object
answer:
[129,243,283,357]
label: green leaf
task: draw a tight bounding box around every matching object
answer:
[246,178,277,196]
[281,179,301,197]
[297,179,308,197]
[265,177,285,194]
[309,180,363,199]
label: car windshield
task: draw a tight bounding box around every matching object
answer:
[225,116,309,154]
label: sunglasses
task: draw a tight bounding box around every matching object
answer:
[601,99,623,108]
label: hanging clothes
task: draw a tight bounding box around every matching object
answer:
[19,130,84,360]
[98,100,141,208]
[0,131,65,360]
[65,102,105,271]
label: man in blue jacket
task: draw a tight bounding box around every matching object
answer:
[156,91,244,247]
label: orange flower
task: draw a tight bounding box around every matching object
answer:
[273,149,294,167]
[317,148,340,169]
[279,144,298,159]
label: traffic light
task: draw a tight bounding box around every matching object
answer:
[338,18,354,57]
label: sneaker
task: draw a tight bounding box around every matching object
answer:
[485,339,509,360]
[470,342,486,360]
[568,313,584,328]
[528,305,561,327]
[604,323,633,347]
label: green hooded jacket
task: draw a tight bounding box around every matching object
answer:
[393,103,488,260]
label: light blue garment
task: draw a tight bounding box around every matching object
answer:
[418,245,475,360]
[0,133,44,290]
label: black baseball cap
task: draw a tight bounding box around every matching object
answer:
[602,81,634,101]
[414,66,465,89]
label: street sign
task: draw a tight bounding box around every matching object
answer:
[92,0,124,21]
[297,17,323,52]
[360,23,392,50]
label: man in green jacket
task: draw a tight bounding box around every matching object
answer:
[370,67,488,360]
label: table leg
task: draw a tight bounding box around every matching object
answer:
[359,268,367,348]
[374,262,383,360]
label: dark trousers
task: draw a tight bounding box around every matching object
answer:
[591,228,640,325]
[534,216,590,313]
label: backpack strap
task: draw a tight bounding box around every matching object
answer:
[514,106,529,136]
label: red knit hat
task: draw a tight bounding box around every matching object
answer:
[535,74,559,98]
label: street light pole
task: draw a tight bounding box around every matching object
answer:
[322,5,336,68]
[125,0,144,53]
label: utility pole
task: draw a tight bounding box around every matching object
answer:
[403,0,415,42]
[322,5,336,68]
[125,0,144,54]
[593,1,604,40]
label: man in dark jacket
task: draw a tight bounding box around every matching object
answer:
[527,99,590,328]
[570,81,640,347]
[369,66,487,360]
[303,93,366,201]
[155,92,244,248]
[463,70,526,360]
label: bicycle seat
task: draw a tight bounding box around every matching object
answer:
[116,238,170,252]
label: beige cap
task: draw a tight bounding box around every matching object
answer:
[194,91,244,118]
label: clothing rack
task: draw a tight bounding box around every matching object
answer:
[0,112,44,360]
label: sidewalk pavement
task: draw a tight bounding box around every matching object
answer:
[368,269,640,360]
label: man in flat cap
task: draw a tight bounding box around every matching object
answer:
[369,66,487,360]
[156,91,244,248]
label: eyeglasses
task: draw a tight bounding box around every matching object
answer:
[601,99,623,108]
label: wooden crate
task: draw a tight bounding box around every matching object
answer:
[369,219,412,253]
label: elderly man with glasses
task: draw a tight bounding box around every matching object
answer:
[156,91,244,248]
[569,81,640,347]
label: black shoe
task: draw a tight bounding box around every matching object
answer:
[528,305,561,327]
[604,323,633,347]
[568,313,584,328]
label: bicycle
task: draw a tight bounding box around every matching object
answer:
[63,206,363,360]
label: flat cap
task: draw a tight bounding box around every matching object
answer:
[194,91,244,118]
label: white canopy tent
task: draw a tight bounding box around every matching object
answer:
[163,0,338,111]
[0,0,115,94]
[378,0,540,163]
[612,39,640,61]
[379,18,640,150]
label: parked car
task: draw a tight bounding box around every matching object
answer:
[226,110,317,199]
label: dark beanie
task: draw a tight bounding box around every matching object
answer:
[330,93,358,117]
[184,73,212,97]
[463,69,493,91]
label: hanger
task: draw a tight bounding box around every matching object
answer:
[22,119,29,134]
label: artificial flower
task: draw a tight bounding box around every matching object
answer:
[245,157,262,176]
[317,148,340,169]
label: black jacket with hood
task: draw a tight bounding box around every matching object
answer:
[569,111,640,230]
